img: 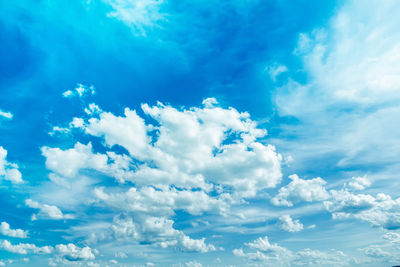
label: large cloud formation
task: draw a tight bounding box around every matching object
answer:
[39,98,282,253]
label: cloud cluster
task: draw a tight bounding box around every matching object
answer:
[347,176,371,191]
[107,214,216,252]
[41,98,281,253]
[278,215,304,232]
[233,236,349,266]
[271,174,329,207]
[63,84,95,98]
[0,146,23,184]
[25,199,74,220]
[0,222,28,238]
[0,239,97,264]
[55,243,97,261]
[325,190,400,230]
[0,240,52,255]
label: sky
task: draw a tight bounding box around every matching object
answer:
[1,0,400,266]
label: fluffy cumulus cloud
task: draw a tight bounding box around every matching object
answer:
[0,222,28,238]
[62,84,95,98]
[76,98,282,196]
[0,240,52,255]
[0,146,23,184]
[271,174,329,207]
[40,98,281,254]
[347,176,371,191]
[324,190,400,230]
[55,243,97,261]
[25,199,74,220]
[278,215,304,232]
[107,214,216,252]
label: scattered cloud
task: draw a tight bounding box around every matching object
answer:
[271,174,329,207]
[55,243,97,261]
[25,199,74,220]
[0,222,28,238]
[347,176,371,191]
[233,236,350,266]
[324,190,400,230]
[0,240,52,255]
[62,84,95,98]
[278,215,304,232]
[0,109,12,119]
[265,63,287,82]
[0,146,23,184]
[103,0,166,35]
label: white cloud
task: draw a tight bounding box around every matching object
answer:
[278,215,304,232]
[0,146,23,184]
[361,245,391,258]
[69,117,85,129]
[265,63,287,81]
[0,240,52,255]
[41,99,282,253]
[244,236,289,254]
[293,248,349,266]
[185,261,203,267]
[103,0,165,35]
[347,176,371,191]
[56,243,96,261]
[0,222,28,238]
[234,236,350,266]
[82,99,282,196]
[383,231,400,244]
[84,103,102,115]
[62,84,95,98]
[109,215,216,253]
[85,108,150,160]
[233,236,291,264]
[271,174,329,207]
[324,190,400,230]
[25,199,74,220]
[41,142,108,178]
[0,109,12,119]
[275,0,400,172]
[93,186,229,217]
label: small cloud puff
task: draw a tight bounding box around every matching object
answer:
[0,109,12,119]
[62,83,95,98]
[271,174,329,207]
[278,215,304,232]
[0,222,28,238]
[25,199,74,220]
[0,146,23,184]
[347,176,371,191]
[265,63,288,81]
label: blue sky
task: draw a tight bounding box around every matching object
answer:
[1,0,400,266]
